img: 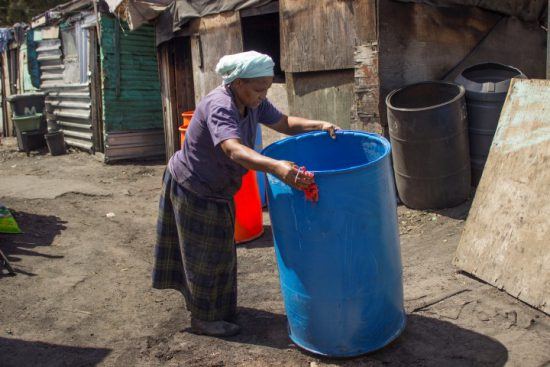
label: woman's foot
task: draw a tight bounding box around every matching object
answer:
[191,318,241,337]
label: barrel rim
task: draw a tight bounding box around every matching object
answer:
[261,130,391,176]
[385,81,465,112]
[455,62,525,94]
[459,62,524,82]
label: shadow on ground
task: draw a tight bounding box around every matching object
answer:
[227,310,508,366]
[431,199,473,220]
[0,337,111,367]
[0,211,66,277]
[239,225,274,250]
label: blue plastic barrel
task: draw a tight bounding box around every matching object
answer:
[262,131,405,357]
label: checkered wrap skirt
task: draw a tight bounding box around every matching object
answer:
[152,169,237,321]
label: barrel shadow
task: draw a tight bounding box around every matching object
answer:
[239,225,274,249]
[229,310,508,366]
[429,198,473,220]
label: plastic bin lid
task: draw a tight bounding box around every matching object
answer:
[6,92,46,101]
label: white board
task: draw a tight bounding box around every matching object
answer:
[454,78,550,314]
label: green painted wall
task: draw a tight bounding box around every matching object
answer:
[99,15,162,132]
[20,44,37,93]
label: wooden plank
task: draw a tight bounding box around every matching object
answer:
[157,41,178,160]
[286,70,354,129]
[0,58,6,137]
[190,12,243,103]
[1,51,14,137]
[378,0,502,128]
[89,29,104,153]
[280,0,376,72]
[353,0,377,43]
[352,42,382,134]
[453,79,550,314]
[173,37,195,122]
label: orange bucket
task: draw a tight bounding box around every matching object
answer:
[179,110,194,148]
[234,170,264,244]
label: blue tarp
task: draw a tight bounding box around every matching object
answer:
[0,28,13,53]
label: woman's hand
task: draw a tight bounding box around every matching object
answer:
[318,121,341,139]
[269,116,341,138]
[273,161,314,190]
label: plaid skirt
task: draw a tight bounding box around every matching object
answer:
[152,169,237,321]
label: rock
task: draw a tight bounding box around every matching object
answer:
[477,312,490,321]
[106,212,116,218]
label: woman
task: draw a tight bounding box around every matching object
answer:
[152,51,339,337]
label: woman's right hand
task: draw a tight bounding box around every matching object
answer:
[273,161,314,190]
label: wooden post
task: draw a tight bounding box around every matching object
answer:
[1,50,14,137]
[89,29,104,153]
[114,19,121,98]
[352,42,382,134]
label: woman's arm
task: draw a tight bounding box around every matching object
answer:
[268,115,340,138]
[220,138,313,190]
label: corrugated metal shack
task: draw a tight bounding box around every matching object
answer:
[0,24,39,137]
[112,0,547,159]
[30,0,165,161]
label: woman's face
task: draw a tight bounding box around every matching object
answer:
[231,76,273,109]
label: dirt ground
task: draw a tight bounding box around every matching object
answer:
[0,137,548,367]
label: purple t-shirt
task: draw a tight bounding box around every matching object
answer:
[168,85,283,199]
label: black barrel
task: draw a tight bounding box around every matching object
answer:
[454,63,525,186]
[386,81,470,209]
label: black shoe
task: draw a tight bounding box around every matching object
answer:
[190,318,241,337]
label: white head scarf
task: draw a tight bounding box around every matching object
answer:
[215,51,274,85]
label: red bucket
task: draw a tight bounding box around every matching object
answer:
[234,170,264,244]
[179,110,194,148]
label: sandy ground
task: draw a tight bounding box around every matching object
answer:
[0,137,548,367]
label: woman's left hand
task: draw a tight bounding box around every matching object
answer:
[319,122,341,139]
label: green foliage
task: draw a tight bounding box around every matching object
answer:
[0,0,68,26]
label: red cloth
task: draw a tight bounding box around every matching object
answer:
[304,183,319,202]
[298,167,319,202]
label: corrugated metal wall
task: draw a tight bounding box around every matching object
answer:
[99,15,164,161]
[36,24,95,151]
[47,84,93,150]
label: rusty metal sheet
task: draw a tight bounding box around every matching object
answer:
[454,78,550,314]
[104,129,165,162]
